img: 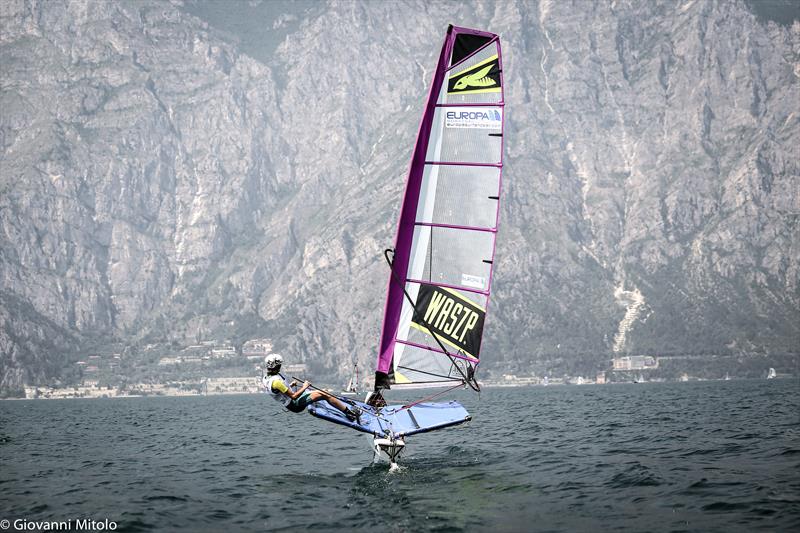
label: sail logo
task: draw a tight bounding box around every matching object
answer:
[411,284,485,359]
[454,64,496,90]
[447,54,501,96]
[445,107,502,129]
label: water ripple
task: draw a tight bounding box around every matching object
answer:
[0,380,797,531]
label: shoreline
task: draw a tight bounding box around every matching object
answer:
[4,376,795,401]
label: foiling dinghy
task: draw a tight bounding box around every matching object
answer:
[308,24,505,468]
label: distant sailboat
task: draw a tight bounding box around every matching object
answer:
[341,363,359,396]
[767,367,776,379]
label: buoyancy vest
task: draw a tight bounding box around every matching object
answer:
[263,373,292,406]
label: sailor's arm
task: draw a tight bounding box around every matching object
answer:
[289,380,311,400]
[272,379,309,400]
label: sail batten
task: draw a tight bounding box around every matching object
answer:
[424,161,502,167]
[435,103,505,108]
[414,222,497,233]
[375,25,504,391]
[405,278,491,296]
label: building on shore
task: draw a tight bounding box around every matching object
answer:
[242,339,273,356]
[211,346,237,358]
[205,377,260,394]
[612,356,658,371]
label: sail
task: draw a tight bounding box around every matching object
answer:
[375,26,504,390]
[345,363,358,392]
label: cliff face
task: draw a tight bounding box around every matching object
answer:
[0,0,797,393]
[491,0,800,367]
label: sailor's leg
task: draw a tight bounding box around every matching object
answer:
[308,390,349,413]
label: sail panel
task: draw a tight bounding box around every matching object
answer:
[451,32,493,66]
[438,41,502,104]
[409,225,494,290]
[396,344,466,384]
[425,107,503,163]
[394,343,476,387]
[415,164,500,229]
[403,281,487,360]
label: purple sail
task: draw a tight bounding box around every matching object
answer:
[375,26,505,390]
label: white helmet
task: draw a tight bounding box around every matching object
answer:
[264,354,283,370]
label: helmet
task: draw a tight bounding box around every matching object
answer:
[264,354,283,370]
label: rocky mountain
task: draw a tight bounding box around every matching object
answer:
[1,0,797,395]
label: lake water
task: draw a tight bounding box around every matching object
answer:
[1,380,798,532]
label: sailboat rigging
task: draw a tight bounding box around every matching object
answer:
[308,25,505,466]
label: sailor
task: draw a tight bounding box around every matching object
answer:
[261,354,361,423]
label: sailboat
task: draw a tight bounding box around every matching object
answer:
[341,363,359,396]
[767,367,776,379]
[308,25,504,467]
